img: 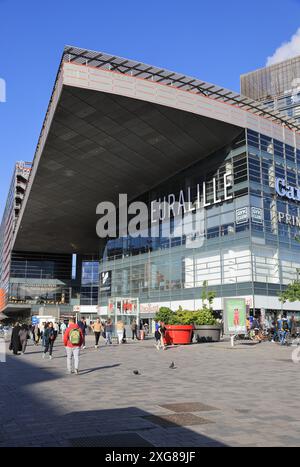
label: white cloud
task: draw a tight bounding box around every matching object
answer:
[266,27,300,66]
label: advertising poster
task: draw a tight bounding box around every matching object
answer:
[100,271,112,293]
[223,298,247,334]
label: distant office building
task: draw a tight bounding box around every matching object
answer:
[0,162,31,312]
[241,56,300,123]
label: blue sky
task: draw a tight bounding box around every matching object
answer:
[1,0,300,218]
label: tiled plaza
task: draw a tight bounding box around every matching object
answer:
[0,335,299,447]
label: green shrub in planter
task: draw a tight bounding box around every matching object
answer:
[155,307,217,327]
[193,308,217,326]
[155,308,197,325]
[168,309,195,325]
[154,307,173,324]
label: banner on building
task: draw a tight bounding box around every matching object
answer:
[251,207,263,224]
[100,271,112,293]
[235,207,248,224]
[223,298,247,335]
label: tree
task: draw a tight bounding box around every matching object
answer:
[201,280,216,309]
[278,280,300,303]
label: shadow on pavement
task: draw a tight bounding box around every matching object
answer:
[79,364,121,374]
[0,344,227,447]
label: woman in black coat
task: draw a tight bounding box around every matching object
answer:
[10,322,22,355]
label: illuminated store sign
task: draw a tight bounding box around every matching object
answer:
[277,211,300,227]
[275,178,300,202]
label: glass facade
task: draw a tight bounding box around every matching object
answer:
[98,129,300,313]
[8,251,72,306]
[80,258,99,306]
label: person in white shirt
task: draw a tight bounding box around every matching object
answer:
[60,321,67,340]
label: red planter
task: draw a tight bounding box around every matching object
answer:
[165,325,193,345]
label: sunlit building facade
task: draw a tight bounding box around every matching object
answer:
[1,47,300,322]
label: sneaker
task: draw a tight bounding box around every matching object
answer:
[42,353,45,359]
[74,369,79,375]
[49,355,52,360]
[82,346,86,350]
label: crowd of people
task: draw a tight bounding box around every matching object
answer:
[8,316,152,374]
[7,313,299,374]
[245,313,299,344]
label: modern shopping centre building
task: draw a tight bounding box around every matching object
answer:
[1,46,300,325]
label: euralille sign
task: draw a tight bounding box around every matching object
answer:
[96,172,233,239]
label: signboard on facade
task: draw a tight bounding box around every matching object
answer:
[251,207,263,224]
[236,207,248,224]
[140,303,160,314]
[73,305,81,312]
[275,177,300,202]
[223,298,247,335]
[277,211,300,227]
[100,271,112,293]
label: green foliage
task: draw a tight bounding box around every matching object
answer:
[193,309,217,326]
[278,280,300,303]
[201,280,216,308]
[154,307,217,326]
[168,309,195,325]
[154,307,173,324]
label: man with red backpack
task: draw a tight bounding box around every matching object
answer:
[64,317,83,375]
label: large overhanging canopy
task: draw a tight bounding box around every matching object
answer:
[15,45,299,255]
[13,86,241,254]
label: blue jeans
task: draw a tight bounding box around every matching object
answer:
[279,330,287,345]
[106,332,112,344]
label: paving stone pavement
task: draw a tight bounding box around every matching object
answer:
[0,335,300,447]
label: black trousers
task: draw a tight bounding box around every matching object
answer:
[132,329,139,340]
[94,332,101,345]
[44,340,54,355]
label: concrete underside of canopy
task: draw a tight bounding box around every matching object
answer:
[13,85,242,254]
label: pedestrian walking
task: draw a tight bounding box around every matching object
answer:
[19,324,29,354]
[154,321,160,347]
[64,317,83,375]
[131,319,139,340]
[291,315,297,337]
[157,321,167,350]
[42,322,57,360]
[278,313,290,345]
[77,317,87,349]
[9,322,22,355]
[31,324,36,343]
[53,322,59,335]
[91,318,103,349]
[116,319,125,344]
[60,321,67,340]
[34,324,41,345]
[105,318,113,345]
[40,322,47,347]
